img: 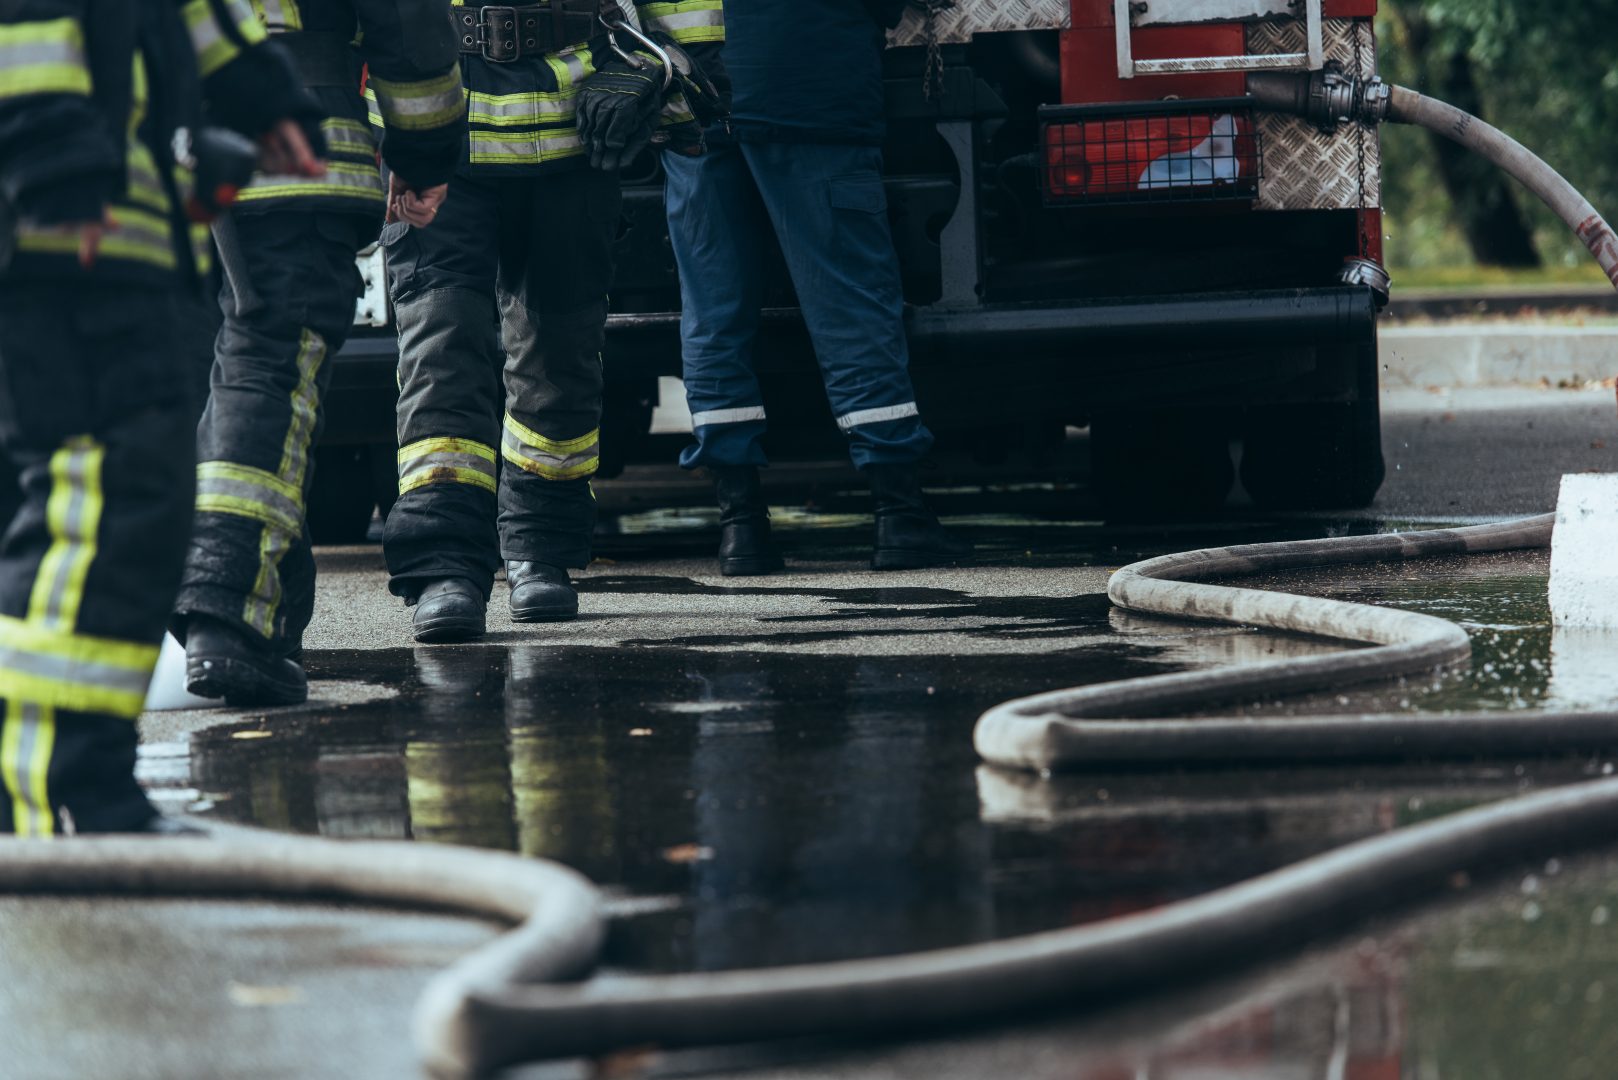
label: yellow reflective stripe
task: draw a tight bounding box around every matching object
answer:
[28,438,103,631]
[637,1,724,44]
[196,461,303,533]
[400,466,496,496]
[0,615,158,720]
[241,329,325,637]
[2,701,55,838]
[235,160,384,204]
[251,0,302,31]
[467,89,578,126]
[501,415,599,480]
[469,128,582,164]
[15,205,178,270]
[364,86,383,129]
[0,17,91,98]
[399,437,497,465]
[369,71,465,132]
[322,117,376,159]
[544,49,594,91]
[398,438,498,495]
[659,89,695,128]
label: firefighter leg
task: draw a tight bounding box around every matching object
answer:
[0,286,195,835]
[739,141,935,468]
[177,211,369,702]
[742,143,969,569]
[383,174,505,615]
[493,169,615,619]
[662,141,772,470]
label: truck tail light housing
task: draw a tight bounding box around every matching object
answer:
[1040,99,1263,207]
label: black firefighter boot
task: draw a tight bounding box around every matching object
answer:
[507,561,579,622]
[412,578,487,643]
[185,614,309,707]
[712,465,784,576]
[866,462,974,571]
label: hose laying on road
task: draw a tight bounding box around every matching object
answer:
[0,832,606,1077]
[6,84,1618,1080]
[974,513,1618,770]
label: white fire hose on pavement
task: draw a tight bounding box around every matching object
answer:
[2,77,1617,1079]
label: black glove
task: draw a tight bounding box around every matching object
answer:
[575,57,663,172]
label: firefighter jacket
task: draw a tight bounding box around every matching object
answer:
[0,0,313,283]
[234,0,465,217]
[379,0,723,175]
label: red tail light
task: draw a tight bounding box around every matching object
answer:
[1041,100,1262,205]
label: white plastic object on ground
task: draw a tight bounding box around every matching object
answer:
[1550,474,1618,628]
[142,633,216,711]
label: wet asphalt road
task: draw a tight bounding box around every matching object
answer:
[5,385,1618,1080]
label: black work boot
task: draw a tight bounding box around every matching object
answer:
[712,465,784,577]
[185,614,309,707]
[866,463,974,571]
[507,561,579,622]
[412,578,487,643]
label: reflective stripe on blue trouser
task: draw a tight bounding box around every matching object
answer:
[176,210,372,654]
[662,140,936,470]
[0,284,196,835]
[381,168,618,598]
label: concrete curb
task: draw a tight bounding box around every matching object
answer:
[1379,324,1618,389]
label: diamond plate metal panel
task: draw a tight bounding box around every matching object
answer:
[889,0,1070,46]
[1250,18,1382,210]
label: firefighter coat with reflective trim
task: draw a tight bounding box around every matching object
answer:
[233,0,464,217]
[383,0,723,175]
[0,0,303,283]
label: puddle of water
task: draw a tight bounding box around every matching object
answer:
[182,638,1604,978]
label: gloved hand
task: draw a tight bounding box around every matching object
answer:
[575,58,663,172]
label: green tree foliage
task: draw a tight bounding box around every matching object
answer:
[1376,0,1618,272]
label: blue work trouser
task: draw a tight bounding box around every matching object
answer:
[663,140,935,470]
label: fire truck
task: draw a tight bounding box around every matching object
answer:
[313,0,1388,539]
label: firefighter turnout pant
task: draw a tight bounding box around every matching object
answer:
[175,211,371,655]
[0,285,196,836]
[382,168,619,599]
[662,140,936,471]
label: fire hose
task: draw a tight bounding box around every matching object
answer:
[2,78,1617,1080]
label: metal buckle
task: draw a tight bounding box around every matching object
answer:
[477,5,519,62]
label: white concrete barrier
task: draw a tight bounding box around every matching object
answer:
[1380,325,1618,389]
[1550,473,1618,628]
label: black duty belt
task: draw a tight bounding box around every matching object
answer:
[272,30,363,89]
[454,3,601,63]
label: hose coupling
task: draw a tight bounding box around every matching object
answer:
[1339,257,1391,307]
[1248,62,1390,134]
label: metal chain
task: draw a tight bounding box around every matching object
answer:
[1352,18,1370,255]
[914,0,953,102]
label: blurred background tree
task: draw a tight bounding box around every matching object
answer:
[1376,0,1618,280]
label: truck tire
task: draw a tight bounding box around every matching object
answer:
[1241,398,1386,511]
[308,445,379,545]
[1089,409,1237,519]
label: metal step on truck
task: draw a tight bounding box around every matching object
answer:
[313,0,1389,540]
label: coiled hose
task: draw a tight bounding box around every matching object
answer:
[2,84,1616,1079]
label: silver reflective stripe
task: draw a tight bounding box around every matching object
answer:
[501,427,600,481]
[403,451,496,477]
[238,161,384,200]
[0,37,85,70]
[0,647,153,700]
[468,91,575,124]
[322,119,375,158]
[691,406,767,427]
[196,470,302,535]
[644,9,724,34]
[12,702,46,837]
[371,75,465,130]
[469,132,583,162]
[258,0,301,30]
[550,49,591,86]
[836,402,921,431]
[38,443,97,630]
